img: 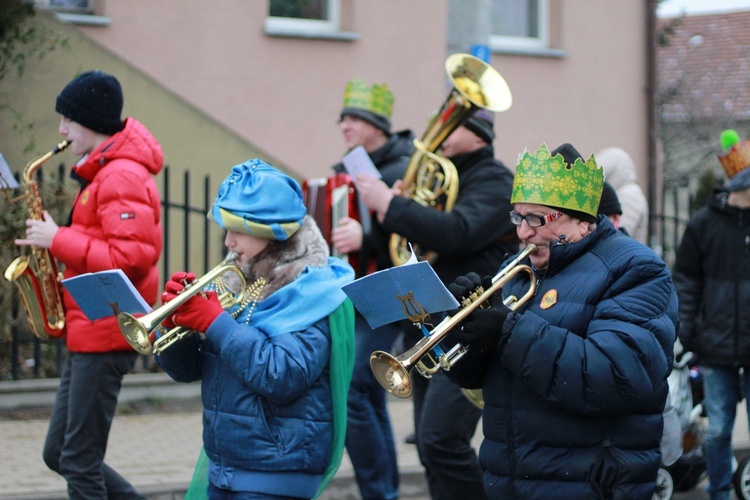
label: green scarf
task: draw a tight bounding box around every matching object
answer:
[314,298,355,498]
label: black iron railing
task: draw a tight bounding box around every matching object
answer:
[3,165,696,380]
[4,164,222,380]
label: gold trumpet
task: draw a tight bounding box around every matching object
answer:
[117,252,264,355]
[370,244,538,398]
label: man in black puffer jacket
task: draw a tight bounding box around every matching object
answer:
[673,130,750,500]
[357,110,517,500]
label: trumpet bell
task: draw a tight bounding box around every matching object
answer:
[117,312,154,354]
[370,351,414,398]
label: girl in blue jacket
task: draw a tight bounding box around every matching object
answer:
[157,160,354,499]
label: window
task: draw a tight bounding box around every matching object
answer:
[37,0,94,13]
[266,0,341,36]
[490,0,549,51]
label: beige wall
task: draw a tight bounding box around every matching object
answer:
[71,1,650,186]
[76,0,448,179]
[490,3,649,175]
[0,12,275,178]
[0,0,653,281]
[2,1,651,203]
[0,13,265,272]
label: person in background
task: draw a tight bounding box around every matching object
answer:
[446,143,677,499]
[598,180,625,233]
[330,78,414,500]
[596,146,650,245]
[356,109,517,500]
[600,177,683,468]
[672,130,750,500]
[14,70,163,499]
[156,160,355,499]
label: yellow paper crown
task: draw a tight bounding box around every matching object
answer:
[511,144,604,218]
[343,78,394,119]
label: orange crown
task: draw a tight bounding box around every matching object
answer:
[718,141,750,179]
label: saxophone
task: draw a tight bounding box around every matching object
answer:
[4,140,70,340]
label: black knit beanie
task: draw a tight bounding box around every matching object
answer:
[548,143,597,223]
[598,181,622,216]
[464,115,495,144]
[55,70,124,135]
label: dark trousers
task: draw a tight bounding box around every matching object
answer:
[42,351,145,500]
[345,314,401,499]
[412,369,486,500]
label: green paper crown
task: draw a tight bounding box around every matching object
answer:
[511,144,604,218]
[343,78,394,119]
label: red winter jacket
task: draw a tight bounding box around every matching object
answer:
[51,117,163,352]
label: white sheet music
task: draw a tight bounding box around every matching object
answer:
[0,154,19,189]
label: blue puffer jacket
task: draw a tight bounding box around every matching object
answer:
[157,243,354,497]
[158,314,333,496]
[449,217,678,499]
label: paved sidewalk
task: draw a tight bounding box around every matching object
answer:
[2,383,749,499]
[0,395,440,500]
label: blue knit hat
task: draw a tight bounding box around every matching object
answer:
[209,159,306,241]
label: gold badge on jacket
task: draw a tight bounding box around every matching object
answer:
[80,189,90,205]
[540,289,557,310]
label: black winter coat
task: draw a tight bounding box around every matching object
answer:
[673,190,750,366]
[379,145,516,344]
[381,145,516,282]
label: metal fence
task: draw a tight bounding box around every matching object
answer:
[5,164,223,380]
[654,179,693,270]
[5,165,695,380]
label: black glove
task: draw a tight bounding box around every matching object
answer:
[448,272,482,304]
[454,306,511,353]
[452,275,512,353]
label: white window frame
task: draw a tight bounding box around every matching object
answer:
[265,0,341,37]
[489,0,550,51]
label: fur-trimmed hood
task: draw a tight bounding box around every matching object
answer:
[226,215,330,299]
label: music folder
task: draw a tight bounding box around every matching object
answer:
[62,270,152,321]
[342,250,459,330]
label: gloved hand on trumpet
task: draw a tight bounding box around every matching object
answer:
[161,271,225,333]
[448,272,512,354]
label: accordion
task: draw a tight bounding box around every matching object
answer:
[302,172,376,278]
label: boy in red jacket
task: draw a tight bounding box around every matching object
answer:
[15,70,163,499]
